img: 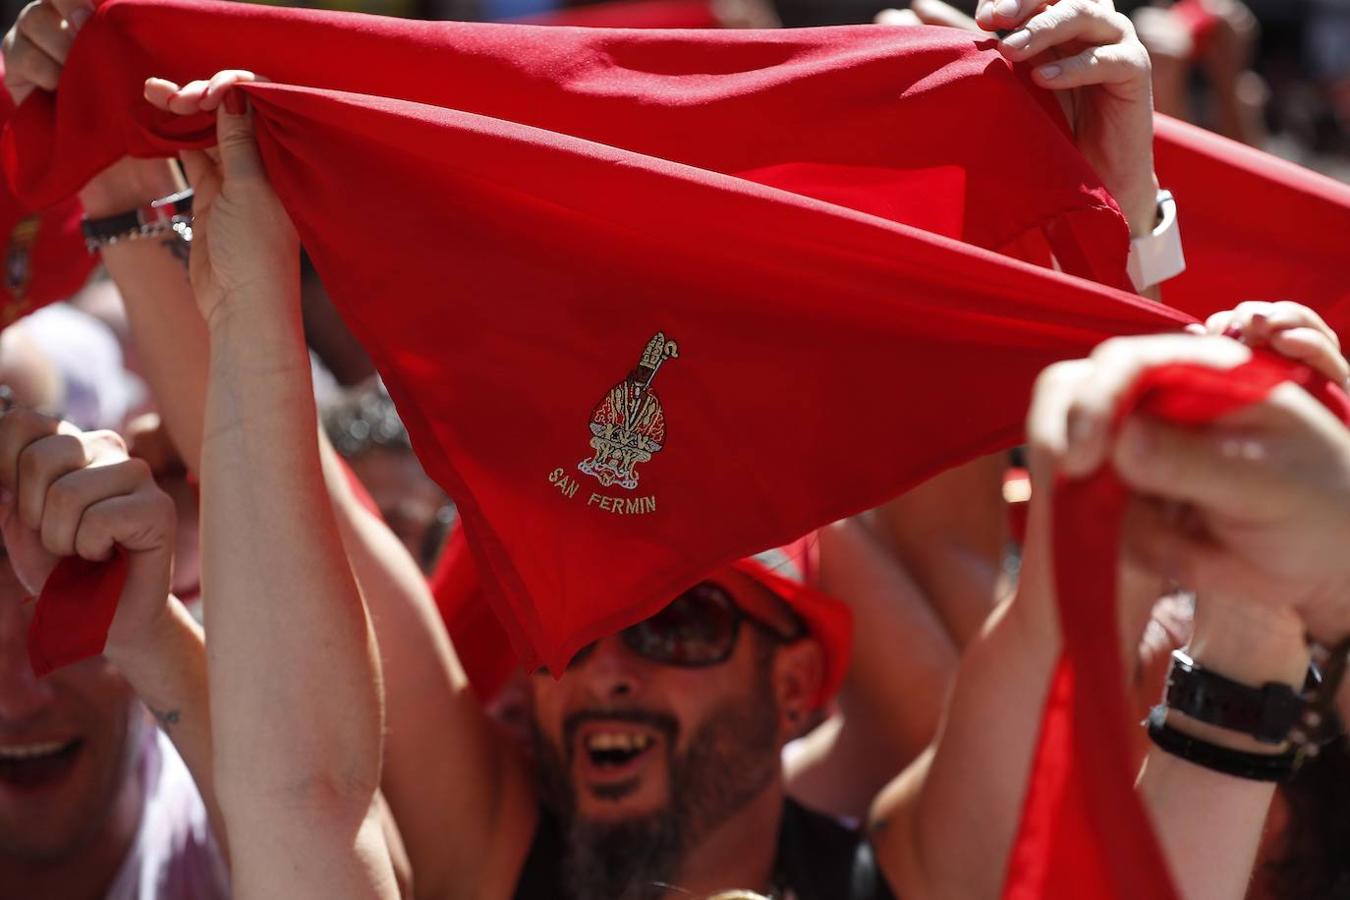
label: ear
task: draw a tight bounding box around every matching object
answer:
[772,637,825,742]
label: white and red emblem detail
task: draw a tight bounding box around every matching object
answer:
[577,333,679,491]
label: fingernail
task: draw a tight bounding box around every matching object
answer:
[1003,29,1032,51]
[1038,63,1063,80]
[1221,324,1243,340]
[223,89,248,116]
[995,0,1019,17]
[67,7,90,32]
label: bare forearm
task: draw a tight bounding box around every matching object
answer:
[1137,601,1309,900]
[81,161,209,468]
[871,495,1062,899]
[319,436,529,898]
[104,597,228,860]
[202,284,383,807]
[792,519,957,818]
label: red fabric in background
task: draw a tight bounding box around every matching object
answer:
[430,524,520,703]
[1154,114,1350,335]
[1004,353,1350,900]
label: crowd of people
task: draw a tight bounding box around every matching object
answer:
[0,0,1347,898]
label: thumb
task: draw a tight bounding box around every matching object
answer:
[216,89,265,183]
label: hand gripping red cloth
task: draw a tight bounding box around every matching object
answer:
[1003,352,1350,900]
[7,0,1199,681]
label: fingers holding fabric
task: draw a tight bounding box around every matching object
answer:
[998,1,1131,62]
[1030,42,1149,93]
[146,71,264,183]
[977,0,1117,33]
[1055,335,1250,477]
[1207,300,1347,385]
[14,1,74,66]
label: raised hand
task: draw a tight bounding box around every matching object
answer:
[0,408,176,659]
[143,71,297,328]
[1204,300,1349,388]
[977,0,1158,237]
[1028,331,1350,646]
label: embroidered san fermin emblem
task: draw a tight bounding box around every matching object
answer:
[577,332,679,491]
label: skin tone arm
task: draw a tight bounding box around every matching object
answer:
[871,327,1350,899]
[0,411,225,857]
[2,5,533,889]
[785,516,960,820]
[142,71,533,899]
[797,0,1164,816]
[172,90,394,897]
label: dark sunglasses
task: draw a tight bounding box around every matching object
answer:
[564,580,807,670]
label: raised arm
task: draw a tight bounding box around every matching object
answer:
[4,0,535,883]
[161,84,394,897]
[872,327,1350,899]
[133,68,532,897]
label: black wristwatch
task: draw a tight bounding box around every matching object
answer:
[81,188,194,253]
[1163,649,1312,745]
[1146,706,1299,782]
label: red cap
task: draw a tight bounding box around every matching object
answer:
[431,526,852,710]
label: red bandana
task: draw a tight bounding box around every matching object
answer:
[11,3,1350,895]
[7,0,1179,683]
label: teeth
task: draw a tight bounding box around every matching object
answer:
[585,732,654,754]
[0,741,70,760]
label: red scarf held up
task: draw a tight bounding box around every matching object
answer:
[6,0,1181,681]
[1003,353,1350,900]
[6,4,1339,897]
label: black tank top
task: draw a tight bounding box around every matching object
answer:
[512,797,898,899]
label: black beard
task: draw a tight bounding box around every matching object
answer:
[531,660,780,900]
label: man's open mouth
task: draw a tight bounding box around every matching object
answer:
[0,739,82,790]
[584,730,656,769]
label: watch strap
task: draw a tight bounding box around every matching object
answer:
[1146,706,1299,782]
[1164,649,1304,745]
[82,189,193,252]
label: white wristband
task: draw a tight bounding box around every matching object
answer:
[1126,189,1186,293]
